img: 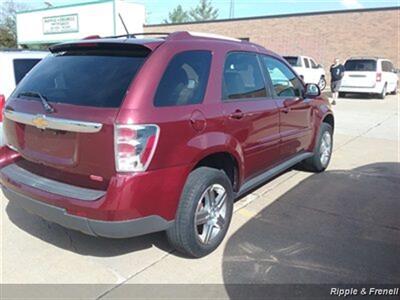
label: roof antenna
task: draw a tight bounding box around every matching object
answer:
[118,13,134,38]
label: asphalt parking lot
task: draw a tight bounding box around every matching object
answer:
[1,94,399,297]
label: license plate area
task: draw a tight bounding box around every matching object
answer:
[22,125,77,166]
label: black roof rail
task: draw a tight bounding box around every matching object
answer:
[0,48,46,52]
[104,32,171,39]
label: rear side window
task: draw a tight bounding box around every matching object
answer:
[13,59,41,84]
[154,51,212,107]
[13,51,147,108]
[222,52,267,100]
[381,61,393,72]
[345,59,377,71]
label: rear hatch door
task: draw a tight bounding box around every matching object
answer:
[342,59,377,88]
[3,41,153,188]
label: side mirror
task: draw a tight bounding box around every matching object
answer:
[304,83,320,98]
[318,64,323,69]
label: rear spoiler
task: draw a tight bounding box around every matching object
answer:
[49,41,154,56]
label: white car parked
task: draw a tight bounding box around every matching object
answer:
[283,55,327,90]
[0,50,48,146]
[339,57,398,99]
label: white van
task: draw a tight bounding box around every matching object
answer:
[0,50,48,145]
[283,55,327,90]
[339,57,398,99]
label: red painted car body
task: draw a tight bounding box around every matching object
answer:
[0,32,333,238]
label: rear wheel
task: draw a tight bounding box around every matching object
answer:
[318,76,326,91]
[167,167,234,257]
[390,83,398,95]
[300,123,333,172]
[378,84,387,99]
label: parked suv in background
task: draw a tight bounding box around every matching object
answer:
[0,32,334,257]
[284,55,326,91]
[339,57,398,99]
[0,50,48,146]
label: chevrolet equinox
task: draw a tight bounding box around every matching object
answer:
[0,32,334,257]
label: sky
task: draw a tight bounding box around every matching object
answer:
[11,0,400,24]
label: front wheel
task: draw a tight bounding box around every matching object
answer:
[167,167,234,258]
[300,123,333,172]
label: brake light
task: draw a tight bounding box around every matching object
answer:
[114,124,160,172]
[376,72,382,82]
[0,94,5,122]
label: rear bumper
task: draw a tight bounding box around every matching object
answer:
[2,185,173,238]
[339,84,382,94]
[0,159,191,236]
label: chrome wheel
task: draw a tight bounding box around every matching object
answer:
[319,131,332,167]
[195,184,227,245]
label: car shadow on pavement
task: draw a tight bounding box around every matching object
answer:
[222,162,400,286]
[5,202,172,257]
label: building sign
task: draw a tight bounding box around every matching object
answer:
[43,14,79,34]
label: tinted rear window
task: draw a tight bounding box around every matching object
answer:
[284,56,301,67]
[345,59,377,71]
[13,58,41,84]
[13,51,147,108]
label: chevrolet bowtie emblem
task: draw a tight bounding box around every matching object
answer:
[32,115,49,129]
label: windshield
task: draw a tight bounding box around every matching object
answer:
[283,56,301,67]
[344,59,377,72]
[13,51,147,108]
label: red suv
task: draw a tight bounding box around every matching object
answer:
[0,32,334,257]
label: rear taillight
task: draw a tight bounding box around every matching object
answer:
[114,124,160,172]
[376,72,382,82]
[0,94,5,122]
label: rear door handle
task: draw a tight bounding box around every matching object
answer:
[229,110,244,120]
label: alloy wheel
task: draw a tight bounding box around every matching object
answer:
[195,184,227,245]
[320,131,332,167]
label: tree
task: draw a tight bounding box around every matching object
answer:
[189,0,218,22]
[0,0,28,48]
[163,5,190,24]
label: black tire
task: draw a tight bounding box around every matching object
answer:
[338,92,346,98]
[300,123,333,173]
[390,83,398,95]
[166,167,234,258]
[378,84,387,99]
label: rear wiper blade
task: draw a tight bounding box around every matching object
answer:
[18,91,55,113]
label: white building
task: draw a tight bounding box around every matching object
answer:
[16,0,145,46]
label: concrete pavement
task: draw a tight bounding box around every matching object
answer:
[1,94,399,298]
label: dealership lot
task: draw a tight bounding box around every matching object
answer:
[1,94,399,296]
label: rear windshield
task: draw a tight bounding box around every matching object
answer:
[13,58,41,84]
[13,51,147,108]
[283,56,301,67]
[344,59,377,71]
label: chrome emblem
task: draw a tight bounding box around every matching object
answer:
[32,115,49,129]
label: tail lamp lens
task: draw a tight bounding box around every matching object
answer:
[114,124,159,172]
[0,94,5,122]
[376,72,382,82]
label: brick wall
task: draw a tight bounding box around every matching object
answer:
[145,8,400,77]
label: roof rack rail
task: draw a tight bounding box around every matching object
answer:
[166,31,242,43]
[104,32,171,39]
